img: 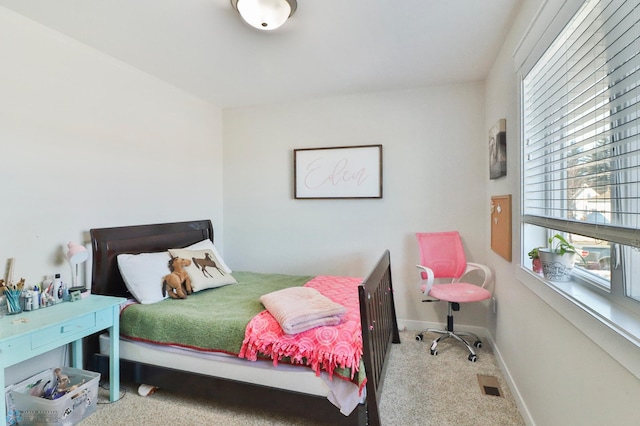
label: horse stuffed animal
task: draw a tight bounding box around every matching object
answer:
[162,257,193,299]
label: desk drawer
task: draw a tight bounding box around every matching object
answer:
[31,312,97,350]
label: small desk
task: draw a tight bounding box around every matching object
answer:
[0,295,124,421]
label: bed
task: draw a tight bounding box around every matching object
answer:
[85,219,400,425]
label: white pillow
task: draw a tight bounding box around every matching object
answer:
[168,248,237,292]
[185,239,232,273]
[117,252,171,304]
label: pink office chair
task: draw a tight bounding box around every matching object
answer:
[415,232,493,362]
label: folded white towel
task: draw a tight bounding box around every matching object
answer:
[260,287,347,334]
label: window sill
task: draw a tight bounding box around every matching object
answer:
[517,267,640,380]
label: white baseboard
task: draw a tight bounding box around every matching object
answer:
[398,318,535,426]
[484,334,535,426]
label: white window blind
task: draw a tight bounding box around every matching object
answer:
[522,0,640,247]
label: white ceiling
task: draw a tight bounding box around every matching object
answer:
[0,0,522,108]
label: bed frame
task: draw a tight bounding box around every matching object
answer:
[86,219,400,426]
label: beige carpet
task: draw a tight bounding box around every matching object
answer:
[79,331,524,425]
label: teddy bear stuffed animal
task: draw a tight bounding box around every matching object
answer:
[162,257,193,299]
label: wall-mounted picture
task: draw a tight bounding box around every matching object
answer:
[489,119,507,179]
[294,145,383,199]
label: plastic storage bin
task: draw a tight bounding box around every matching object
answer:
[5,367,100,425]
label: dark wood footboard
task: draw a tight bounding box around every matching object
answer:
[86,220,399,426]
[359,250,401,426]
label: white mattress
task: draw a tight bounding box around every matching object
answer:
[99,333,364,415]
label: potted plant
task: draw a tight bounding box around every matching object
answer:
[537,234,584,281]
[528,247,543,274]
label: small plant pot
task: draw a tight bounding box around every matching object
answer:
[532,258,543,274]
[538,249,575,281]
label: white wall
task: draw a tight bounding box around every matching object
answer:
[0,8,224,384]
[485,0,640,424]
[223,84,492,333]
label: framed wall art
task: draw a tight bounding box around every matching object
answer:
[294,145,383,199]
[489,119,507,179]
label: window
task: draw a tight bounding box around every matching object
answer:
[522,0,640,311]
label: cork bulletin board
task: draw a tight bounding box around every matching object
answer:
[491,195,512,262]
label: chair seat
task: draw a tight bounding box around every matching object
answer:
[424,282,492,303]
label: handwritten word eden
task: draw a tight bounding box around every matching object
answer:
[303,157,370,189]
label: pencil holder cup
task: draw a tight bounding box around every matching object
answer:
[6,290,23,314]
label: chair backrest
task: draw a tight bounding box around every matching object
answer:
[416,231,467,279]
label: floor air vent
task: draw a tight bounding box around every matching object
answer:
[477,374,503,397]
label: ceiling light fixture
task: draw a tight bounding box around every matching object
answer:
[231,0,297,31]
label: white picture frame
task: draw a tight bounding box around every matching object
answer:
[294,145,383,199]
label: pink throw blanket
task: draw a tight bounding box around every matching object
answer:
[239,275,363,379]
[260,286,347,334]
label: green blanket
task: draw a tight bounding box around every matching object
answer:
[120,271,313,354]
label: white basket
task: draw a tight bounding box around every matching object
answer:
[6,367,100,425]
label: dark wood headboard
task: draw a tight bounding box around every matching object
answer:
[90,219,214,297]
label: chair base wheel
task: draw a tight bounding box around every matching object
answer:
[416,328,482,361]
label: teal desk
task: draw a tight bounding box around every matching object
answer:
[0,295,125,422]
